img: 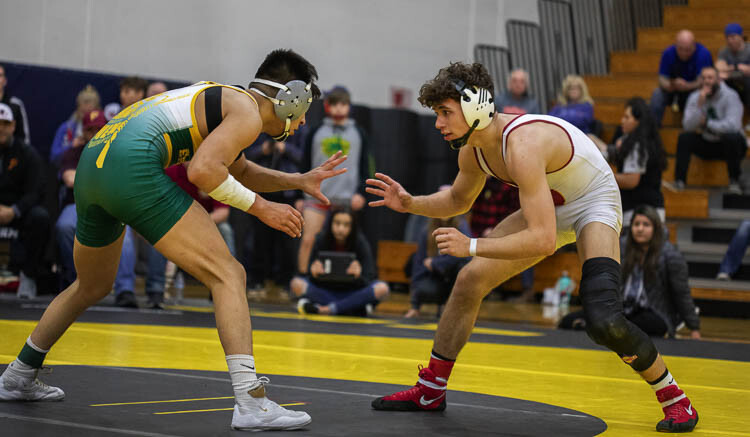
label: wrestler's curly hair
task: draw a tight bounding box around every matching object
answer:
[418,62,494,108]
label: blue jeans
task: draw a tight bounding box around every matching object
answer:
[145,221,235,294]
[55,203,136,294]
[719,220,750,276]
[302,279,379,315]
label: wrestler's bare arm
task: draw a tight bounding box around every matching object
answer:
[434,131,558,259]
[367,146,485,218]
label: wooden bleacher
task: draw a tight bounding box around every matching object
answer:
[375,0,750,313]
[587,0,750,305]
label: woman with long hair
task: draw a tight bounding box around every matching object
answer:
[612,97,668,226]
[548,74,595,133]
[291,206,389,315]
[560,205,701,338]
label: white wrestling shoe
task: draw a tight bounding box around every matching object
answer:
[231,377,311,431]
[0,362,65,401]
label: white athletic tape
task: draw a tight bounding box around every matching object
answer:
[208,174,256,211]
[469,238,477,257]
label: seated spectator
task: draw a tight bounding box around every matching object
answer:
[559,205,701,339]
[716,219,750,281]
[0,64,30,144]
[104,76,148,120]
[144,162,234,308]
[470,176,535,301]
[717,23,750,109]
[650,30,713,126]
[495,69,540,115]
[548,74,595,134]
[291,207,389,316]
[54,110,138,307]
[146,81,168,98]
[404,216,470,318]
[610,97,667,226]
[297,86,370,274]
[49,85,101,165]
[244,134,301,295]
[665,66,746,194]
[0,103,49,298]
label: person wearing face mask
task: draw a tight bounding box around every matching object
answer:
[664,66,747,195]
[291,206,389,316]
[608,97,667,226]
[559,205,700,340]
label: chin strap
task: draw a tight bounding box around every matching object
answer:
[448,119,479,150]
[271,118,291,141]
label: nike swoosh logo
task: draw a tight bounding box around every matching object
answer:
[240,364,255,371]
[419,393,445,406]
[668,379,674,385]
[685,405,692,415]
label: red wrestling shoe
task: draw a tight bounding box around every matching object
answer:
[371,365,447,411]
[656,385,698,432]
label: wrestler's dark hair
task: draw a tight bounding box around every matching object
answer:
[418,62,494,108]
[252,49,321,100]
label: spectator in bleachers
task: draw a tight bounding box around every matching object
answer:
[103,76,148,120]
[404,216,470,319]
[143,162,234,308]
[0,64,31,144]
[0,103,49,299]
[469,176,536,302]
[49,85,101,165]
[650,30,713,126]
[560,205,701,339]
[494,69,540,115]
[146,81,168,98]
[292,206,388,316]
[717,23,750,109]
[610,97,667,226]
[297,86,370,274]
[666,66,746,195]
[244,134,301,295]
[716,219,750,281]
[548,74,595,134]
[54,110,138,306]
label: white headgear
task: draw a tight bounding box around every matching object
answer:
[250,78,313,141]
[448,80,495,150]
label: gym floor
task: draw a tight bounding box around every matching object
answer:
[0,298,748,436]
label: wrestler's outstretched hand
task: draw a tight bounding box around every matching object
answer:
[366,173,411,213]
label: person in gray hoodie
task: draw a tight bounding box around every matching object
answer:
[297,86,371,274]
[668,66,747,194]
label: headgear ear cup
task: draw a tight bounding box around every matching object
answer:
[447,80,496,150]
[250,78,313,141]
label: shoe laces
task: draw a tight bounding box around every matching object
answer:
[252,376,271,391]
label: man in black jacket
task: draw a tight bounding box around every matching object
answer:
[0,103,49,298]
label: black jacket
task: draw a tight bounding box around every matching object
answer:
[622,241,700,336]
[308,231,376,292]
[0,136,44,218]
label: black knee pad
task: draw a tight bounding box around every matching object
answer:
[580,257,658,372]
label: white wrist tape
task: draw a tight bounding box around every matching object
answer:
[469,238,477,257]
[208,174,256,211]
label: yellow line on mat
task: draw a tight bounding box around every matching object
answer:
[153,402,307,415]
